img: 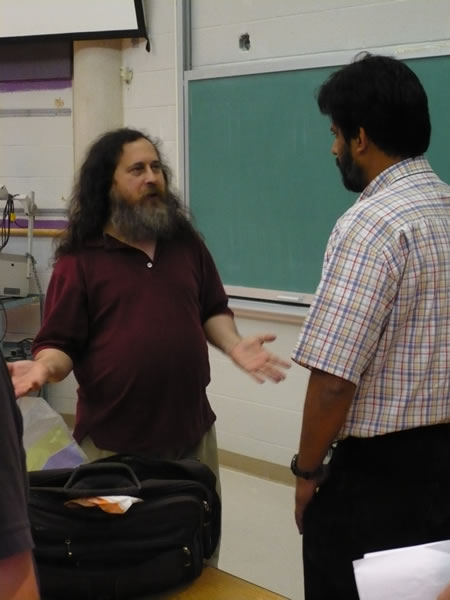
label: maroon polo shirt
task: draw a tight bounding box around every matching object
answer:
[33,233,232,455]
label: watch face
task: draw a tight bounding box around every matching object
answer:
[290,454,302,475]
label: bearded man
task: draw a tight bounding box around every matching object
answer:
[9,128,289,496]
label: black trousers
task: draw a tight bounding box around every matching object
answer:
[302,423,450,600]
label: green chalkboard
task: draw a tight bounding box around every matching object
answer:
[188,56,450,301]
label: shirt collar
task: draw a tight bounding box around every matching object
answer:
[358,155,433,202]
[85,234,130,251]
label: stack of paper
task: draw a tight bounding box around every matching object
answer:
[353,540,450,600]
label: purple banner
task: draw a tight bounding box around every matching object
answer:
[0,79,71,92]
[12,219,67,230]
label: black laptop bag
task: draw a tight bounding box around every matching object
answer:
[28,454,221,600]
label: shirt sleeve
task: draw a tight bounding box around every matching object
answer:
[0,354,34,559]
[292,223,399,385]
[197,238,233,323]
[32,254,89,361]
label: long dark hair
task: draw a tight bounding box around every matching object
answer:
[55,128,194,258]
[317,53,431,158]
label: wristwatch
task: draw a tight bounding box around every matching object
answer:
[290,453,324,480]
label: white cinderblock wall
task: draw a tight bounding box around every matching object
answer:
[190,0,450,68]
[0,87,73,210]
[4,0,449,466]
[122,0,177,177]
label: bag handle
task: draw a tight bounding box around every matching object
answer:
[64,462,141,492]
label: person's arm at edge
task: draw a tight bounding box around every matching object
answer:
[0,550,40,599]
[203,313,290,383]
[437,584,450,600]
[294,367,356,533]
[8,348,73,398]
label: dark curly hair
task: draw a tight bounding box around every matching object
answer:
[317,53,431,158]
[55,128,194,259]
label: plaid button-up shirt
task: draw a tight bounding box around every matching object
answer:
[292,156,450,439]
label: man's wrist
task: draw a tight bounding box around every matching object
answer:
[290,453,325,480]
[226,336,243,357]
[33,356,53,382]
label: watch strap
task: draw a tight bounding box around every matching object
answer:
[290,453,324,480]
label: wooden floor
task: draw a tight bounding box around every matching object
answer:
[145,567,289,600]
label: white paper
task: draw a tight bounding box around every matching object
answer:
[353,541,450,600]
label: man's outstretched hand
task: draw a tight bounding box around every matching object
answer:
[7,360,49,398]
[229,334,291,383]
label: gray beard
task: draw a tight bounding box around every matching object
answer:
[109,191,177,242]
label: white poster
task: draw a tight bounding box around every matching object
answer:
[0,0,142,38]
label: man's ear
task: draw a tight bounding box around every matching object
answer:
[353,127,369,155]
